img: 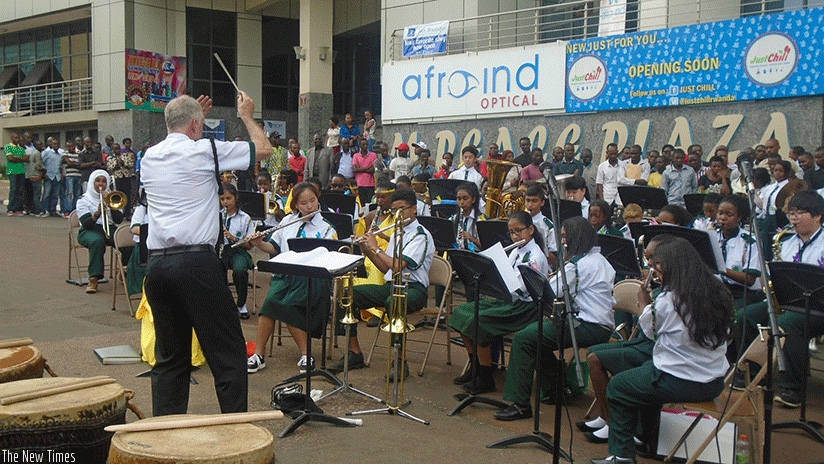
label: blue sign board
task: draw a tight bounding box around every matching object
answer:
[403,20,449,58]
[565,8,824,112]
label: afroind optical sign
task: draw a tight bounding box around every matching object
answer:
[565,7,824,112]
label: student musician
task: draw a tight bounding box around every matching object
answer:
[565,175,590,217]
[619,203,643,242]
[589,199,623,237]
[592,237,733,464]
[256,172,279,227]
[76,169,122,294]
[524,184,558,268]
[449,145,484,189]
[331,189,435,375]
[355,179,396,289]
[448,211,549,394]
[396,175,430,217]
[247,182,338,374]
[692,192,721,231]
[734,191,824,407]
[495,216,615,421]
[219,183,255,319]
[411,173,432,214]
[452,181,485,251]
[655,204,691,227]
[715,194,762,311]
[126,189,148,296]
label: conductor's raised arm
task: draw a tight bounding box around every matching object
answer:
[236,90,272,161]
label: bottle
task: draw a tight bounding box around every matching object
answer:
[735,433,752,464]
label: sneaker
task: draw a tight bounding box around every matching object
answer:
[329,351,366,373]
[6,212,13,217]
[36,212,49,218]
[297,355,315,373]
[776,389,801,408]
[14,211,24,216]
[247,354,266,373]
[238,305,250,320]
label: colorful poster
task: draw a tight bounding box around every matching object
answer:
[566,7,824,112]
[403,20,449,58]
[125,49,187,112]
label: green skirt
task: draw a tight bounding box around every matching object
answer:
[259,274,331,338]
[448,298,537,346]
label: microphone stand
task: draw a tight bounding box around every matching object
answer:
[740,155,786,464]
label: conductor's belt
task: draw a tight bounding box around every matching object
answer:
[149,244,214,257]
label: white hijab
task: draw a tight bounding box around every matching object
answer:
[84,169,111,202]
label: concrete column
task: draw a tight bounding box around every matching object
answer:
[297,0,334,147]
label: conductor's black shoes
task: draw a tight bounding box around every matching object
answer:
[494,403,532,421]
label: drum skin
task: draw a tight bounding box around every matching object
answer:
[0,346,44,384]
[108,415,275,464]
[0,377,127,463]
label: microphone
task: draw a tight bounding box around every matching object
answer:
[737,153,756,193]
[543,168,559,198]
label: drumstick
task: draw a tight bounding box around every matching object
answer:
[0,376,115,405]
[213,53,240,93]
[0,338,33,349]
[104,410,285,433]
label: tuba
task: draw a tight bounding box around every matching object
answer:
[484,159,519,219]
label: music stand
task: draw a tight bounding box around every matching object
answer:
[429,179,464,202]
[238,191,266,221]
[430,203,456,219]
[324,193,357,217]
[321,212,354,240]
[596,234,643,278]
[683,193,706,218]
[617,186,667,211]
[642,225,725,273]
[541,200,583,225]
[768,261,824,444]
[488,266,570,460]
[447,249,511,416]
[418,216,457,251]
[477,220,513,251]
[628,221,646,243]
[257,253,362,438]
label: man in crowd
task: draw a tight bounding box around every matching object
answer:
[304,133,335,185]
[553,143,583,176]
[661,148,697,207]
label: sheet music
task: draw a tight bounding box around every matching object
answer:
[479,242,522,296]
[270,247,363,274]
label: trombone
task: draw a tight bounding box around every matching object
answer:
[98,185,127,239]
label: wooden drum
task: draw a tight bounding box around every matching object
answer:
[109,415,275,464]
[0,345,44,383]
[0,377,127,463]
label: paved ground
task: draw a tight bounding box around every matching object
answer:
[2,179,824,463]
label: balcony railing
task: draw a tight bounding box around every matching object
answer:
[0,77,93,116]
[388,0,802,61]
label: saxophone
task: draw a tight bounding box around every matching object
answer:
[772,224,794,261]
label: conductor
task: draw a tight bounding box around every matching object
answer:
[141,91,272,416]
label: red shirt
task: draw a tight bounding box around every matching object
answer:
[353,151,377,187]
[289,154,306,182]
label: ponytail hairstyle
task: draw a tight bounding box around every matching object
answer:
[561,215,596,258]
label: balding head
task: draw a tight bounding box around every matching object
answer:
[765,138,780,155]
[164,95,204,138]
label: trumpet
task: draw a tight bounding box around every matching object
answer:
[231,210,320,248]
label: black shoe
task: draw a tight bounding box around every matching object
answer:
[461,376,495,394]
[591,457,636,464]
[635,441,656,459]
[367,315,382,327]
[576,420,604,433]
[584,431,609,444]
[494,403,532,421]
[329,351,366,374]
[453,368,473,385]
[776,389,801,408]
[386,361,410,381]
[239,312,250,320]
[732,370,747,391]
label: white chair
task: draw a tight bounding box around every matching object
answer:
[111,224,139,316]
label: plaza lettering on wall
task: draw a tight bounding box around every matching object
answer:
[382,44,565,121]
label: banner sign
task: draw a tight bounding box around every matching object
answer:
[263,120,286,139]
[598,0,627,37]
[0,94,13,114]
[403,20,449,58]
[383,43,566,121]
[565,7,824,112]
[203,119,225,141]
[125,49,187,112]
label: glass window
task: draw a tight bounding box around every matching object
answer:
[186,7,237,107]
[0,18,90,83]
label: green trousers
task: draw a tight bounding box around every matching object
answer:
[607,360,724,459]
[78,228,110,278]
[339,282,427,337]
[502,318,611,406]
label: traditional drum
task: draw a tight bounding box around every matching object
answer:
[0,377,128,463]
[108,415,275,464]
[0,345,44,383]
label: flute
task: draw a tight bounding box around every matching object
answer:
[503,239,526,252]
[353,218,412,244]
[232,210,320,248]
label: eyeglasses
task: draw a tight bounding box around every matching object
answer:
[508,227,528,236]
[788,210,811,218]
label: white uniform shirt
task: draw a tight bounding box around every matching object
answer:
[141,133,253,249]
[779,226,824,266]
[758,179,787,219]
[531,211,558,254]
[223,209,255,245]
[268,211,337,253]
[383,219,435,287]
[550,248,616,328]
[579,198,590,218]
[452,209,481,251]
[449,166,484,189]
[131,204,147,243]
[716,227,762,290]
[509,239,550,302]
[416,198,430,217]
[639,291,729,383]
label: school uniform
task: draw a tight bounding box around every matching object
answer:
[531,211,558,256]
[606,291,728,460]
[503,248,616,406]
[345,219,435,337]
[716,227,763,308]
[449,165,484,189]
[76,169,117,278]
[448,239,550,347]
[451,209,483,251]
[259,212,337,338]
[220,209,255,308]
[126,204,147,295]
[756,179,787,260]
